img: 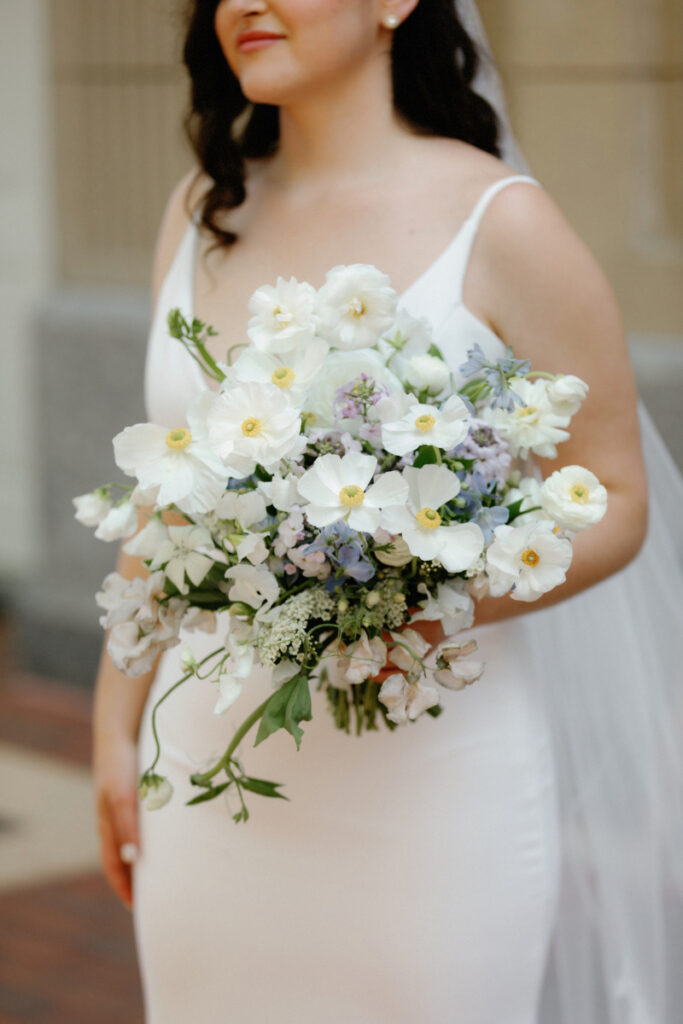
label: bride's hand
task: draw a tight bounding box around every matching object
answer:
[93,734,140,911]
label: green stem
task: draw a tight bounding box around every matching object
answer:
[432,446,442,465]
[191,694,273,786]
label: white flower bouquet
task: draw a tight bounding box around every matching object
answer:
[75,263,607,821]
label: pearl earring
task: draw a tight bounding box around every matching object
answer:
[383,13,399,29]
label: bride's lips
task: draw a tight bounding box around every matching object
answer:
[237,31,285,53]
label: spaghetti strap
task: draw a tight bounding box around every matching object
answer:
[452,174,541,303]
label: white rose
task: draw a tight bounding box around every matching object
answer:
[540,465,607,532]
[547,375,589,417]
[403,354,451,396]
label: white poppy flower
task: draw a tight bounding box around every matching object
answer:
[215,490,267,529]
[297,452,408,533]
[482,378,570,460]
[410,580,474,635]
[73,489,111,527]
[113,392,229,515]
[316,263,398,350]
[224,340,328,405]
[378,673,440,725]
[323,632,387,691]
[486,519,573,601]
[304,349,402,429]
[540,465,607,532]
[403,354,452,396]
[381,465,484,573]
[247,275,320,354]
[224,563,279,612]
[547,374,589,417]
[149,524,219,595]
[206,380,306,475]
[94,500,138,542]
[429,638,485,690]
[381,395,470,456]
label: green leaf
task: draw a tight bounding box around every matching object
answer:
[427,342,445,360]
[413,445,439,468]
[254,673,312,750]
[185,781,232,805]
[505,498,525,522]
[240,776,289,800]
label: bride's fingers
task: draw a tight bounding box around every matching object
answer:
[96,792,137,909]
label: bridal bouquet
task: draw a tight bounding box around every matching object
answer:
[75,263,607,821]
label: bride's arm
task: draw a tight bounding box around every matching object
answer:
[467,181,648,626]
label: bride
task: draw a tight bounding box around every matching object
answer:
[92,1,683,1021]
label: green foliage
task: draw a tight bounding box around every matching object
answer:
[254,673,312,750]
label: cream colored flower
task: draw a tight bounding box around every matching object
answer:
[540,465,607,533]
[316,263,398,350]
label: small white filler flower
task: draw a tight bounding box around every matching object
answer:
[297,452,408,532]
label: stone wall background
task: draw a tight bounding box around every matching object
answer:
[1,0,681,684]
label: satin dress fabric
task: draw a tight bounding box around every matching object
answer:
[133,174,563,1023]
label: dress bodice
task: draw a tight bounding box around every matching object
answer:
[144,174,541,427]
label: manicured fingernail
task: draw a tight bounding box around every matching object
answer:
[119,842,139,864]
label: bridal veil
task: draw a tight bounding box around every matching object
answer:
[460,2,683,1021]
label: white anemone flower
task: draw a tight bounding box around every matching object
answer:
[381,395,470,456]
[316,263,398,350]
[540,465,608,533]
[378,673,440,725]
[224,340,328,405]
[73,489,111,527]
[206,380,305,475]
[381,465,484,573]
[297,452,408,532]
[113,392,229,515]
[482,378,570,460]
[149,524,220,595]
[304,348,402,429]
[247,275,320,354]
[486,519,573,601]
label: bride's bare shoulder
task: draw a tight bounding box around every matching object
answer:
[151,167,211,304]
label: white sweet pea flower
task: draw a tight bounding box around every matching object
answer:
[378,309,434,361]
[486,519,573,601]
[547,374,589,417]
[73,489,111,527]
[304,349,402,429]
[247,275,320,354]
[206,380,305,475]
[122,515,169,559]
[224,340,328,404]
[382,465,484,573]
[388,629,431,680]
[182,607,217,633]
[410,580,474,635]
[540,465,607,533]
[235,531,269,565]
[429,638,485,690]
[381,394,470,456]
[482,378,570,460]
[297,452,408,532]
[94,499,138,542]
[378,673,440,725]
[287,546,331,580]
[149,524,220,595]
[224,563,279,612]
[215,490,267,529]
[403,354,452,396]
[504,476,548,526]
[139,773,174,810]
[113,392,229,515]
[213,630,255,716]
[257,473,302,512]
[323,631,387,690]
[316,263,398,350]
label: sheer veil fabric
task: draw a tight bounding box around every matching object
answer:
[460,1,683,1020]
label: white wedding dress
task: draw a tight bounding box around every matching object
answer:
[133,173,566,1023]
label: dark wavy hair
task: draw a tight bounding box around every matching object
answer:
[182,0,502,251]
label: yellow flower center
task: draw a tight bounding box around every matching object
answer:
[271,366,296,388]
[339,485,365,508]
[569,483,589,504]
[414,413,436,433]
[165,428,192,450]
[517,405,538,418]
[521,548,540,567]
[241,417,262,438]
[416,507,442,529]
[348,297,366,318]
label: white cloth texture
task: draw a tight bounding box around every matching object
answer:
[134,173,570,1023]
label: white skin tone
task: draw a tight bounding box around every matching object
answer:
[94,0,647,908]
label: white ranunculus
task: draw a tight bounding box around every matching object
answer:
[94,499,138,542]
[206,380,305,475]
[381,394,470,456]
[304,349,402,429]
[139,773,174,810]
[486,519,573,601]
[149,524,220,595]
[482,378,570,460]
[224,563,279,612]
[547,374,589,417]
[247,275,320,354]
[297,452,408,533]
[410,580,474,635]
[323,632,387,691]
[378,673,440,725]
[73,489,111,527]
[403,354,452,396]
[381,465,484,573]
[316,263,398,350]
[540,465,607,532]
[113,392,229,515]
[224,339,328,405]
[215,490,267,529]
